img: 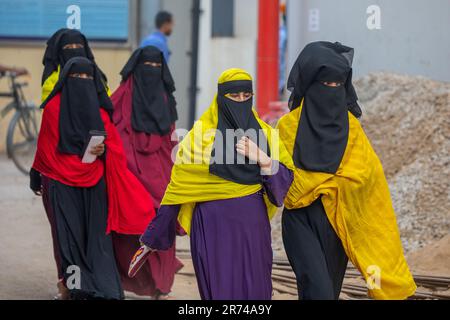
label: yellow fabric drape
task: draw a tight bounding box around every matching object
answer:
[41,67,60,103]
[161,68,294,235]
[41,66,112,102]
[277,102,416,300]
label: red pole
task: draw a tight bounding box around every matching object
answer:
[257,0,279,117]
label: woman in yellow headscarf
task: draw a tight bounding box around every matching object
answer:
[132,68,294,300]
[277,41,416,300]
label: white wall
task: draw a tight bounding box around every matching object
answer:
[196,0,259,117]
[287,0,450,82]
[139,0,193,130]
[161,0,193,130]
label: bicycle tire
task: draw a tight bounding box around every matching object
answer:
[6,105,40,175]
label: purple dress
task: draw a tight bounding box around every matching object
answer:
[141,162,293,300]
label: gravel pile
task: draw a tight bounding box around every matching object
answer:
[271,72,450,254]
[357,73,450,252]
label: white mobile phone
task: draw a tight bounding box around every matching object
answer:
[81,135,106,164]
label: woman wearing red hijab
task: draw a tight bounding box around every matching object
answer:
[34,28,110,299]
[110,46,182,300]
[31,57,155,299]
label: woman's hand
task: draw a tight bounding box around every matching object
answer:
[236,136,272,170]
[30,168,43,196]
[90,143,105,156]
[140,242,157,252]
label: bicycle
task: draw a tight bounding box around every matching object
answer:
[0,66,40,175]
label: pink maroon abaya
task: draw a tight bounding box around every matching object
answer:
[111,75,183,297]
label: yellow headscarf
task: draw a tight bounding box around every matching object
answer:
[277,102,416,300]
[161,68,294,234]
[41,67,111,102]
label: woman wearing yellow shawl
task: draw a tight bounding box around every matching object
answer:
[277,41,416,300]
[136,68,294,300]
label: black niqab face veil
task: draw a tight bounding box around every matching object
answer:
[42,29,96,85]
[209,80,270,185]
[120,46,177,135]
[287,41,362,174]
[41,57,113,157]
[59,31,88,64]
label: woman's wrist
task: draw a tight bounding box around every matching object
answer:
[258,152,273,174]
[259,157,272,168]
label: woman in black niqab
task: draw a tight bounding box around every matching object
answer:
[41,57,113,157]
[282,41,362,300]
[42,28,96,84]
[120,45,177,135]
[110,46,183,299]
[287,41,362,174]
[209,79,270,185]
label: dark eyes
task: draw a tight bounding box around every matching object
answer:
[143,62,162,67]
[227,93,253,99]
[224,93,252,102]
[68,73,93,80]
[62,44,84,50]
[322,81,343,87]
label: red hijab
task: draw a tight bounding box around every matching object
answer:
[33,62,155,234]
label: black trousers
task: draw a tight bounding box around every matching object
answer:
[282,197,348,300]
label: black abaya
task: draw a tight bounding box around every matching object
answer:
[48,177,124,300]
[282,197,348,300]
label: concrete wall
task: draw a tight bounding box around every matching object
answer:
[160,0,193,131]
[136,0,193,130]
[138,0,161,43]
[126,0,260,128]
[3,0,446,154]
[196,0,259,117]
[287,0,450,82]
[0,44,131,152]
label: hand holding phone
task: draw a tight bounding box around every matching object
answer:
[90,143,105,156]
[82,130,107,164]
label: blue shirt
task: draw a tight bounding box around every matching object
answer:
[140,31,171,63]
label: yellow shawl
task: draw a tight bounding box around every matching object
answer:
[41,66,111,102]
[277,102,416,299]
[161,68,294,234]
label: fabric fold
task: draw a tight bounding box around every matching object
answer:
[277,103,417,299]
[33,93,155,235]
[160,69,294,234]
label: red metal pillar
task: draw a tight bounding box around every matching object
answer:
[256,0,279,117]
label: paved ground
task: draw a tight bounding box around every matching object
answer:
[0,155,293,300]
[0,155,58,299]
[0,155,200,300]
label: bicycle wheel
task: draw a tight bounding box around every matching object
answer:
[6,104,40,175]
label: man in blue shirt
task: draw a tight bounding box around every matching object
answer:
[140,11,174,63]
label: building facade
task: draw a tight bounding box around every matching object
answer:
[0,0,448,151]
